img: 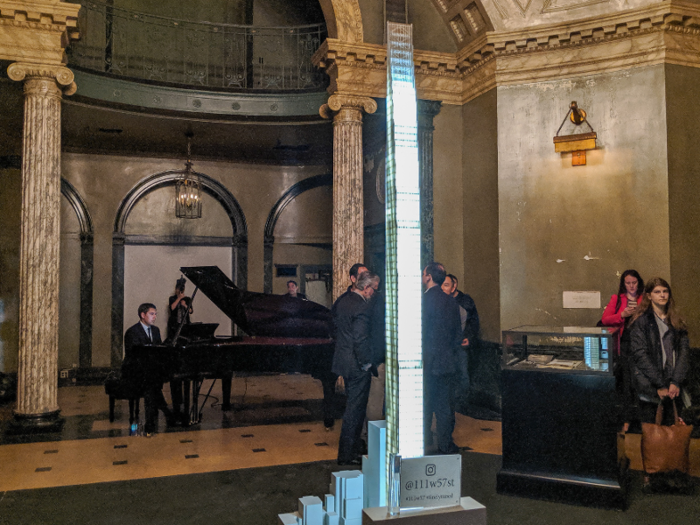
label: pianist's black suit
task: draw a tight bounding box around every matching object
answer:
[123,322,173,433]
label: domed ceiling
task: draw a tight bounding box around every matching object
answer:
[428,0,669,46]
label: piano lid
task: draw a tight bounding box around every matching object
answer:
[180,266,332,339]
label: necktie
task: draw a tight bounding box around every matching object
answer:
[147,327,152,342]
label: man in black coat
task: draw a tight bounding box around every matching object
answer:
[422,262,464,454]
[332,271,378,465]
[123,303,174,436]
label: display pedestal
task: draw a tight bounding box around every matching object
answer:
[497,368,628,509]
[362,497,485,524]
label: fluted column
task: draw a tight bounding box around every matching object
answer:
[8,63,76,429]
[321,94,377,300]
[417,100,441,270]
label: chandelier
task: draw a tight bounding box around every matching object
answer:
[175,132,202,219]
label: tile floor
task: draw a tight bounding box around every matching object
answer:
[2,373,699,495]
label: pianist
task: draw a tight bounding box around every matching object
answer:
[123,303,176,436]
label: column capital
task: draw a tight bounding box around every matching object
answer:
[7,62,76,95]
[320,93,377,120]
[417,99,442,118]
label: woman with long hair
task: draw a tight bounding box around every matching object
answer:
[629,277,690,420]
[601,270,644,431]
[628,277,691,490]
[601,269,644,354]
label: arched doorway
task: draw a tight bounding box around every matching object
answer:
[59,179,94,370]
[111,171,247,366]
[264,173,332,306]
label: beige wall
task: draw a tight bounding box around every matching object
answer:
[59,200,82,370]
[496,64,671,334]
[461,89,500,342]
[666,64,700,340]
[61,152,329,368]
[433,103,464,287]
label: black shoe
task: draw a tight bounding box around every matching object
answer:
[337,457,362,466]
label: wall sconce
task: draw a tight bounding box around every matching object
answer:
[553,101,597,166]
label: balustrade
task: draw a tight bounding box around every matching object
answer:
[68,1,328,91]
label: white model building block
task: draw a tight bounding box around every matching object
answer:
[343,472,363,500]
[324,494,336,514]
[278,512,301,525]
[339,518,362,525]
[324,511,339,525]
[332,471,363,503]
[364,421,387,508]
[343,496,363,521]
[299,496,324,525]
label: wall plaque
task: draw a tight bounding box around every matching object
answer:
[400,455,461,509]
[562,291,601,309]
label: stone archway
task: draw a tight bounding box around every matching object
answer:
[60,179,94,369]
[263,173,332,293]
[110,170,248,366]
[317,0,364,43]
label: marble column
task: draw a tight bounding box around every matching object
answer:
[321,94,377,301]
[7,63,76,430]
[417,100,441,270]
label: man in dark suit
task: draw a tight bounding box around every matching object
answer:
[123,303,174,436]
[332,263,369,308]
[332,271,378,465]
[422,262,464,454]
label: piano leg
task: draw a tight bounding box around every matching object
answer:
[192,379,204,423]
[221,373,233,411]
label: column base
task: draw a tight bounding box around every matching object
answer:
[8,410,64,434]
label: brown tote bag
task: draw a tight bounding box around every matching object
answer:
[641,401,693,474]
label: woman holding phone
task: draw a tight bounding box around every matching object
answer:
[601,270,644,431]
[602,270,644,353]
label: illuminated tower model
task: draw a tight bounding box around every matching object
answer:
[384,20,423,477]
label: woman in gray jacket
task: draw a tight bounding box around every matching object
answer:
[629,277,690,425]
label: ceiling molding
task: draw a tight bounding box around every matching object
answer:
[312,1,700,105]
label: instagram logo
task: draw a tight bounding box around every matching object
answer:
[425,464,436,476]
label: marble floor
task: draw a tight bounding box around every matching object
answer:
[0,374,502,492]
[1,374,699,495]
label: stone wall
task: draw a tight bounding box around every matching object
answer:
[496,64,671,333]
[666,63,700,338]
[462,89,500,342]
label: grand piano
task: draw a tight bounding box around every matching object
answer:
[123,265,336,427]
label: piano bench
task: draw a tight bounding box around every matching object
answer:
[104,371,143,423]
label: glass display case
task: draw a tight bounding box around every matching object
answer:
[497,325,626,509]
[502,326,613,373]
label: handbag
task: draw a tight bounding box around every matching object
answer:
[641,401,693,474]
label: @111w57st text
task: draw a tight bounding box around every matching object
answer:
[404,478,455,491]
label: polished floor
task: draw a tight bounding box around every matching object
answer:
[0,375,501,492]
[0,374,699,525]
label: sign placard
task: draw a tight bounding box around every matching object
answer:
[562,291,601,309]
[399,455,461,509]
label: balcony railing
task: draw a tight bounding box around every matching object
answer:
[68,1,328,91]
